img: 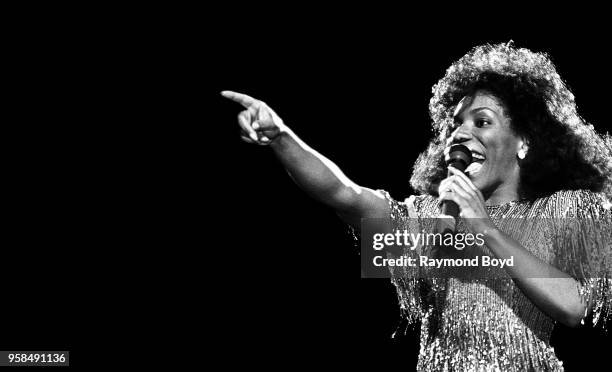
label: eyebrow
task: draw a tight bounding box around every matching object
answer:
[470,107,497,115]
[454,106,498,121]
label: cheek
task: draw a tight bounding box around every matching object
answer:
[489,142,519,172]
[501,141,520,162]
[479,140,515,175]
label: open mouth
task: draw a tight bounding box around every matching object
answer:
[466,150,485,175]
[471,150,486,163]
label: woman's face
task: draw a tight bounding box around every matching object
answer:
[447,91,524,197]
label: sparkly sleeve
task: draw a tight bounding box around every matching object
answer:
[344,190,425,326]
[553,190,612,328]
[377,190,425,326]
[345,189,416,246]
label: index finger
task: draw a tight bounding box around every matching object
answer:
[221,90,259,108]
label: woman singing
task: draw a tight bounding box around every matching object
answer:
[222,42,611,371]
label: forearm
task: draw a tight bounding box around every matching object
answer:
[222,90,389,225]
[484,228,587,327]
[270,127,360,211]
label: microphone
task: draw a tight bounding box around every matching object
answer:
[438,144,472,235]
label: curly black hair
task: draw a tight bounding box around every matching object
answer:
[410,42,612,201]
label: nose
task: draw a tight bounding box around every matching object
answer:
[448,124,473,146]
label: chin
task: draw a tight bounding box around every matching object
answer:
[472,180,485,192]
[466,163,487,189]
[468,172,486,192]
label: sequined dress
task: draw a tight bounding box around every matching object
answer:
[373,189,611,371]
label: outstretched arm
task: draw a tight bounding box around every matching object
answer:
[222,91,389,228]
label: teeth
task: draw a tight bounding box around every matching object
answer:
[465,162,482,175]
[471,153,485,160]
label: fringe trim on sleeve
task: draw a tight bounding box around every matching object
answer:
[578,277,612,329]
[554,190,612,330]
[377,190,426,331]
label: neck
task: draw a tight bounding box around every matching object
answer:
[483,177,522,206]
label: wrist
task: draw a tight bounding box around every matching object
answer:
[269,127,291,149]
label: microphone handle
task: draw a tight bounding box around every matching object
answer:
[442,161,464,219]
[441,197,459,219]
[439,163,464,234]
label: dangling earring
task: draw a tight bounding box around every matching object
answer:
[518,148,527,160]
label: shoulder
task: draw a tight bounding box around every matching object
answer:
[377,190,439,219]
[542,189,612,218]
[376,189,411,219]
[410,194,439,218]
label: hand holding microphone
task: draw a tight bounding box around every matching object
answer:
[437,144,494,237]
[438,144,471,234]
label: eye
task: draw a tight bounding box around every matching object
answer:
[475,118,491,128]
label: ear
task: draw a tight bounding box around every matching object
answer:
[517,138,529,160]
[518,138,529,153]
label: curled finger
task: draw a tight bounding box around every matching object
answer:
[240,134,257,144]
[238,111,258,141]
